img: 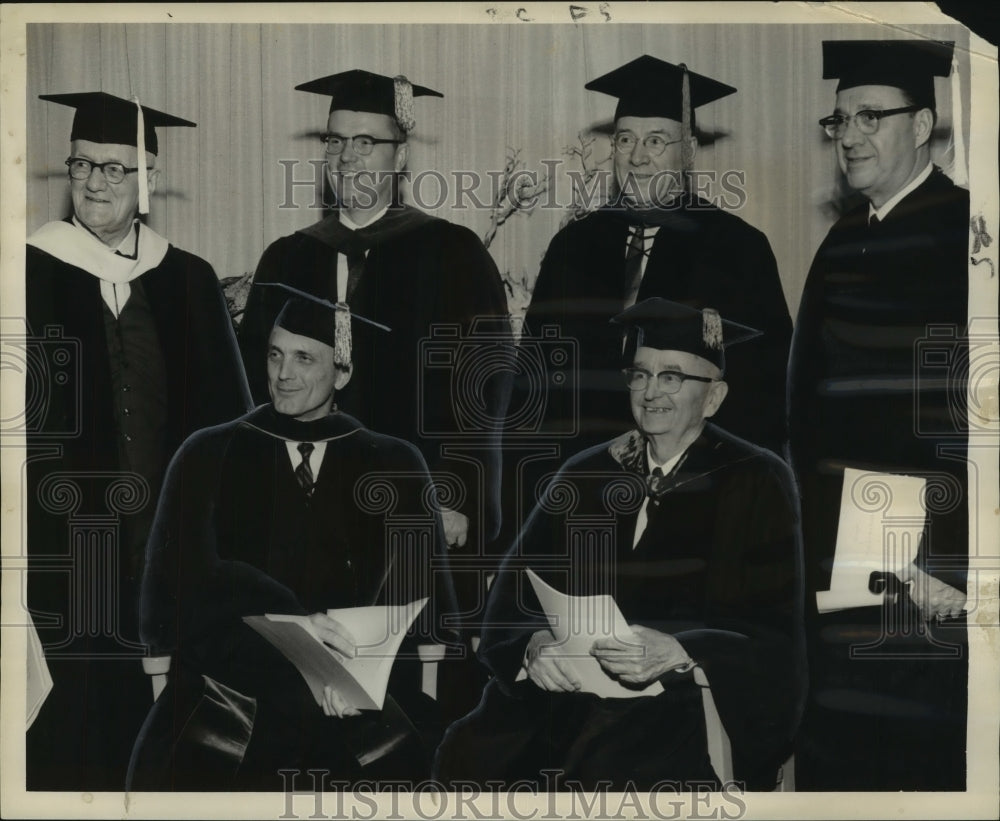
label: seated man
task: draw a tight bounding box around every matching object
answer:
[132,288,453,790]
[435,299,805,791]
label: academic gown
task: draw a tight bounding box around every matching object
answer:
[519,197,790,449]
[435,424,806,792]
[505,197,792,546]
[238,207,513,548]
[787,168,970,790]
[24,220,252,791]
[134,406,452,789]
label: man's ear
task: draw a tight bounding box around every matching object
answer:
[702,379,728,419]
[913,108,934,150]
[394,142,408,173]
[334,364,353,391]
[146,167,161,197]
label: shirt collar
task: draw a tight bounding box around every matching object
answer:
[869,162,933,222]
[340,205,390,232]
[646,442,684,477]
[71,215,139,255]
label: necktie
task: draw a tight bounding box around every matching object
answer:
[295,442,315,496]
[646,466,666,507]
[633,466,665,549]
[623,225,646,308]
[345,244,367,302]
[869,213,881,227]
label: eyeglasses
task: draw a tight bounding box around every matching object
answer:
[622,367,718,394]
[320,133,404,156]
[65,157,139,184]
[818,106,922,139]
[612,132,684,158]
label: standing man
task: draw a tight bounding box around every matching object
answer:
[239,70,511,557]
[788,40,970,790]
[437,299,805,791]
[518,55,790,495]
[133,293,451,789]
[25,92,252,790]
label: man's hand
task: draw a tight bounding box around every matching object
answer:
[440,506,469,549]
[308,615,360,717]
[322,684,361,719]
[307,612,357,658]
[901,564,967,621]
[524,629,581,692]
[590,625,692,685]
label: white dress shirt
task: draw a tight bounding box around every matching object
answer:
[632,444,684,549]
[335,205,389,301]
[625,224,661,285]
[284,440,328,480]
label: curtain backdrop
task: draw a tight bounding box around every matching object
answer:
[26,21,970,319]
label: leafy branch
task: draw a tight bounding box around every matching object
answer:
[482,147,549,251]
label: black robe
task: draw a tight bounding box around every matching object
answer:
[787,168,970,790]
[519,198,790,449]
[24,227,252,791]
[506,197,792,547]
[134,406,452,789]
[435,424,806,791]
[238,207,513,547]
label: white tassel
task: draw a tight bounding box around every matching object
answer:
[702,308,723,350]
[679,64,694,177]
[334,302,352,370]
[948,55,968,187]
[393,75,416,133]
[132,95,150,215]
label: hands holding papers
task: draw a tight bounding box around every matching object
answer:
[816,469,924,613]
[305,613,361,718]
[322,683,361,719]
[896,563,968,621]
[591,626,694,685]
[525,629,582,692]
[440,506,469,549]
[307,612,357,657]
[519,569,672,698]
[244,598,428,715]
[816,468,966,621]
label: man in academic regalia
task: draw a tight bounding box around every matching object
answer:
[788,40,970,790]
[510,57,791,536]
[131,292,452,790]
[436,299,805,792]
[238,70,512,560]
[24,92,252,791]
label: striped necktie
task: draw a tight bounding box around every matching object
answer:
[295,442,315,496]
[646,466,666,508]
[345,245,367,302]
[623,225,646,308]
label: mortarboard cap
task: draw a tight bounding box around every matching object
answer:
[611,297,760,372]
[295,69,443,132]
[41,91,195,215]
[264,283,390,370]
[585,55,736,123]
[822,40,955,111]
[39,91,196,156]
